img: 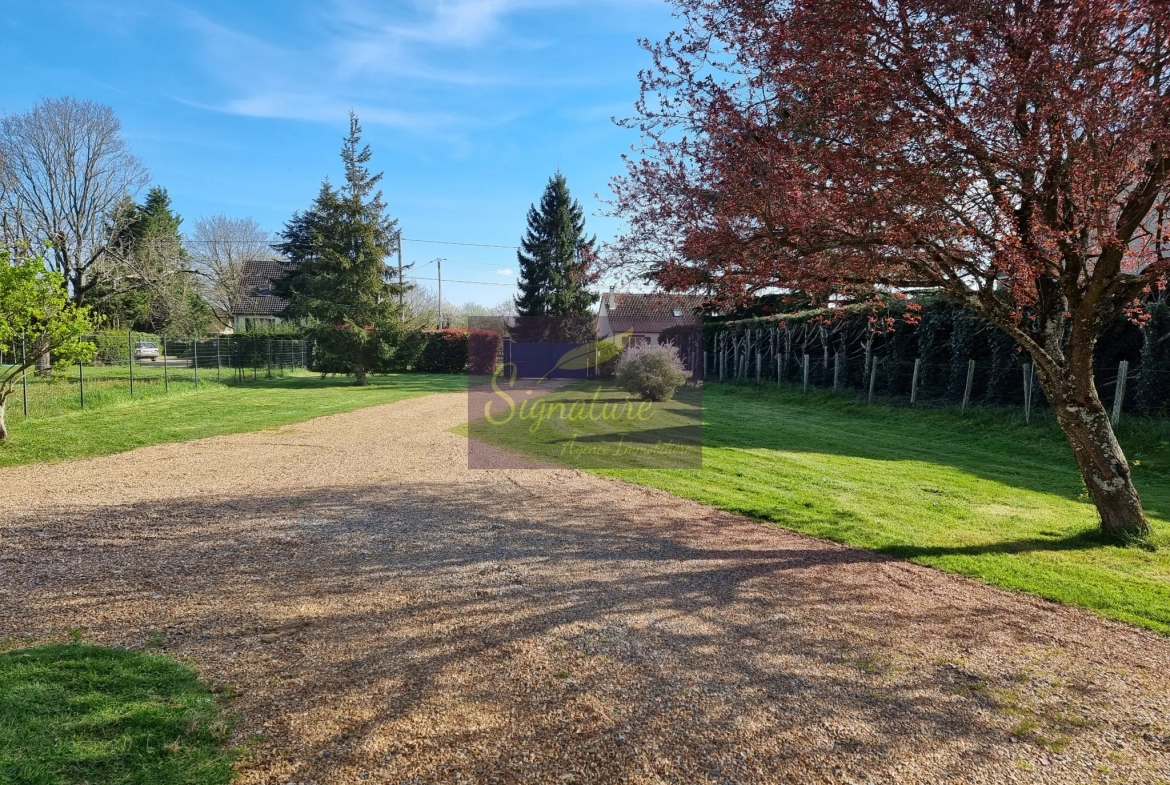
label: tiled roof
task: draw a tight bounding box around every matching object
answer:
[603,293,704,334]
[233,259,290,317]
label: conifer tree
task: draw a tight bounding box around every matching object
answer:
[275,112,405,385]
[513,172,598,340]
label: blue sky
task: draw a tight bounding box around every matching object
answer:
[0,0,675,305]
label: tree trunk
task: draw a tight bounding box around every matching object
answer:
[1041,371,1151,539]
[0,399,8,442]
[354,369,368,386]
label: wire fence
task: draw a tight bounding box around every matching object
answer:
[0,332,311,421]
[702,330,1145,425]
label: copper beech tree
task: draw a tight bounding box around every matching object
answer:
[610,0,1170,538]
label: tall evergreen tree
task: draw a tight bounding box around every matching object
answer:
[93,186,211,334]
[513,172,598,340]
[275,112,405,385]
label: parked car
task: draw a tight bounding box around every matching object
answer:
[134,341,160,361]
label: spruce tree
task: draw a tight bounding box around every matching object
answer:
[513,172,598,341]
[275,113,405,385]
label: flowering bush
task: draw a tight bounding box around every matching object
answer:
[614,342,689,402]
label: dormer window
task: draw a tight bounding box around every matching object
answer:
[672,308,684,317]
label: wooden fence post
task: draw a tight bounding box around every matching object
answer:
[962,359,975,411]
[1112,360,1129,426]
[910,359,922,405]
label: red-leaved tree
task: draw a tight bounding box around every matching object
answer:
[611,0,1170,538]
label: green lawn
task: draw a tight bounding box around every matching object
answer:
[0,644,235,785]
[469,380,1170,635]
[0,371,466,466]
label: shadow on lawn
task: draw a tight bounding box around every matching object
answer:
[2,480,1144,783]
[225,372,467,393]
[699,383,1170,523]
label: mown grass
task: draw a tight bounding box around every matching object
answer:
[0,644,235,785]
[469,380,1170,635]
[0,371,466,467]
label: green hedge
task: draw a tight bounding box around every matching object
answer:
[416,329,469,373]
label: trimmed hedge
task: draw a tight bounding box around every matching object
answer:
[416,329,470,373]
[469,329,501,374]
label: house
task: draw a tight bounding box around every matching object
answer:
[596,292,705,346]
[231,259,290,332]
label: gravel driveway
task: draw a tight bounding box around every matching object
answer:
[1,391,1168,785]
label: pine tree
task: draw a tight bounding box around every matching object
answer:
[275,112,405,385]
[513,172,598,341]
[92,187,211,334]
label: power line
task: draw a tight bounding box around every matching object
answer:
[406,276,515,287]
[403,238,519,250]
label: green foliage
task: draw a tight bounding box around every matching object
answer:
[615,343,689,402]
[0,644,234,785]
[416,329,469,373]
[513,172,599,325]
[275,114,406,385]
[91,188,214,336]
[0,252,94,434]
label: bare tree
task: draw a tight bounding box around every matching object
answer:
[0,97,148,304]
[188,214,273,329]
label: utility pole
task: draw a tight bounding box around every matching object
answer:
[397,229,405,321]
[437,258,443,328]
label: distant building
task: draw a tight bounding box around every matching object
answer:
[231,259,290,332]
[596,292,705,346]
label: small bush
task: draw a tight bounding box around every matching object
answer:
[594,339,621,379]
[416,329,469,373]
[615,342,689,402]
[468,329,501,374]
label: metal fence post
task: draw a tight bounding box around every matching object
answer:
[776,355,782,389]
[833,354,841,391]
[216,338,222,382]
[193,338,199,387]
[962,359,976,411]
[755,351,761,384]
[1023,363,1034,424]
[910,358,922,405]
[78,353,84,410]
[21,337,28,418]
[1112,360,1129,426]
[868,358,879,403]
[128,330,134,397]
[162,335,169,393]
[802,354,810,393]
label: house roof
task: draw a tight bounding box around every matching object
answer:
[232,259,290,317]
[602,292,705,334]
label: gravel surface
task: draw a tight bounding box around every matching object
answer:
[2,391,1169,785]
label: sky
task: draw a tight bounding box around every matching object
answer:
[0,0,677,306]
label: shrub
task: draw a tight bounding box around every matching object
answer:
[468,329,501,375]
[594,339,621,379]
[615,342,689,402]
[416,329,469,373]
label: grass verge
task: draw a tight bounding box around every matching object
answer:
[0,644,235,785]
[0,372,466,467]
[469,380,1170,635]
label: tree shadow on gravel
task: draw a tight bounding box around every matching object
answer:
[1,483,1162,784]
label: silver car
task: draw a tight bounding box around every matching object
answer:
[134,341,160,361]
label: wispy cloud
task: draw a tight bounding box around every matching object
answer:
[495,268,515,276]
[166,0,650,135]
